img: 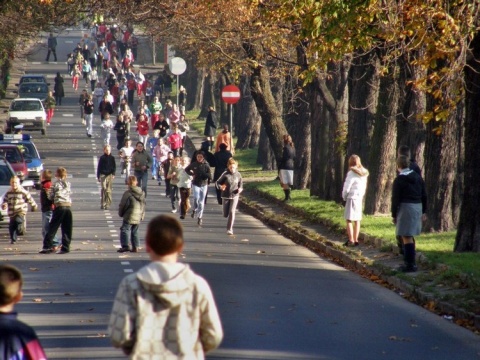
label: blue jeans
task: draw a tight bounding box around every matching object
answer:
[120,221,139,249]
[9,215,24,242]
[134,170,149,196]
[192,184,208,219]
[152,157,158,177]
[42,211,59,246]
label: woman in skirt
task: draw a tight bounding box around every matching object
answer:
[391,155,427,272]
[342,154,369,246]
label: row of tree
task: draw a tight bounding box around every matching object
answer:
[3,0,480,252]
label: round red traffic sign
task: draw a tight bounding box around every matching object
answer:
[221,84,241,104]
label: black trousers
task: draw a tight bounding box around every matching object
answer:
[43,206,73,251]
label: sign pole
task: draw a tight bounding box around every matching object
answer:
[176,74,179,106]
[229,104,233,153]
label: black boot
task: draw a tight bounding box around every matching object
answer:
[210,140,214,151]
[399,243,417,272]
[283,189,291,201]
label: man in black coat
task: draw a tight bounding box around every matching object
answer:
[213,143,232,204]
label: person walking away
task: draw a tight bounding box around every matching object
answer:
[45,33,57,61]
[185,152,212,226]
[392,155,427,272]
[97,145,116,210]
[108,214,223,358]
[167,156,182,213]
[117,175,145,253]
[1,176,37,244]
[177,157,192,220]
[131,142,153,196]
[395,144,422,254]
[54,72,65,105]
[215,124,233,153]
[216,158,243,235]
[213,143,233,204]
[341,154,369,247]
[100,113,114,146]
[136,109,149,145]
[0,264,48,359]
[84,93,95,137]
[278,134,295,201]
[40,169,60,250]
[204,105,217,151]
[45,91,56,125]
[39,167,73,254]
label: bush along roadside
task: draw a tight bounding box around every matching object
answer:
[239,185,480,334]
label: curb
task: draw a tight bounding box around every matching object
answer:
[238,188,480,332]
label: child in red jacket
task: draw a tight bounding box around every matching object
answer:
[136,109,149,146]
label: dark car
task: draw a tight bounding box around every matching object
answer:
[0,144,28,181]
[17,82,49,102]
[16,74,50,86]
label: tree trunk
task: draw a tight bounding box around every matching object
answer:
[364,61,398,215]
[235,75,261,149]
[396,53,426,171]
[346,51,379,168]
[257,127,276,170]
[192,67,205,112]
[310,81,328,197]
[198,71,216,119]
[455,32,480,252]
[423,98,459,232]
[315,59,350,202]
[243,42,288,167]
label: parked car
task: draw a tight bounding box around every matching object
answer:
[0,157,33,222]
[4,98,47,135]
[0,144,28,180]
[16,74,50,86]
[17,82,49,102]
[0,134,44,189]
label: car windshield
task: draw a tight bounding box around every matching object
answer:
[0,165,12,186]
[0,148,22,164]
[19,143,38,159]
[19,83,48,94]
[21,77,46,84]
[11,100,42,111]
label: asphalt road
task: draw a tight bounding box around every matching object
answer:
[1,29,479,360]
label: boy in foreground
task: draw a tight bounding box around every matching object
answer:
[108,214,223,358]
[0,264,47,359]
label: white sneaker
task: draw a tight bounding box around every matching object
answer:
[171,208,177,213]
[227,230,233,235]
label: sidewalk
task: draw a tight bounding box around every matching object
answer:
[184,125,480,332]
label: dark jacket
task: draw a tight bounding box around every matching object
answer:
[279,144,295,170]
[216,169,243,199]
[154,119,169,138]
[54,76,65,98]
[84,99,94,115]
[391,169,427,219]
[114,119,127,136]
[213,149,232,181]
[185,160,212,187]
[0,312,47,360]
[97,153,116,178]
[118,186,145,224]
[40,179,55,213]
[204,110,217,137]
